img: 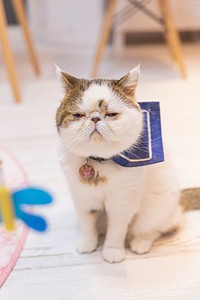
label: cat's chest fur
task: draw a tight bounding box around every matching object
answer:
[59,144,144,187]
[59,142,146,211]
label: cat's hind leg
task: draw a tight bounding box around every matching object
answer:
[129,206,182,255]
[130,231,160,254]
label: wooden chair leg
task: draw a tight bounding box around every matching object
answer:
[12,0,40,75]
[0,0,21,103]
[158,0,186,78]
[91,0,117,78]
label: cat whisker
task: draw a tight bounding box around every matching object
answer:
[62,131,88,152]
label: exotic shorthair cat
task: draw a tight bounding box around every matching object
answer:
[56,65,199,263]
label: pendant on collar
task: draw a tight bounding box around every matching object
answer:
[112,102,164,167]
[79,159,95,181]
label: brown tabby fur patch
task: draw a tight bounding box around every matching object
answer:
[80,171,107,186]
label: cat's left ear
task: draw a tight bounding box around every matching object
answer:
[117,64,140,97]
[55,65,79,89]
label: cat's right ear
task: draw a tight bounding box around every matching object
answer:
[55,65,79,89]
[116,65,140,98]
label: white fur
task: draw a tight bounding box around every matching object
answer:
[58,74,182,263]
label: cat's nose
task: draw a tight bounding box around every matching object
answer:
[90,112,102,123]
[91,117,100,123]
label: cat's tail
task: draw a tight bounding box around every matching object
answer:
[180,188,200,211]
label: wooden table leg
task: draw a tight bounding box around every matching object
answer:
[0,0,21,103]
[91,0,117,78]
[12,0,40,75]
[158,0,186,78]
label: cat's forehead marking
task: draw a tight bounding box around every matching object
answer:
[99,99,106,108]
[81,83,112,112]
[98,99,107,114]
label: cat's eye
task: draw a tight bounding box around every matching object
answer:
[73,113,85,119]
[106,112,119,117]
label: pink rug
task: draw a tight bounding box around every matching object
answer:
[0,147,29,287]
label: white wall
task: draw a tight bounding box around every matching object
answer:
[28,0,104,53]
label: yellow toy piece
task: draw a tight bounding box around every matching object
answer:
[0,186,15,231]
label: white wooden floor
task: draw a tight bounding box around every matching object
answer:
[0,43,200,299]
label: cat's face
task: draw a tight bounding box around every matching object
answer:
[56,66,143,158]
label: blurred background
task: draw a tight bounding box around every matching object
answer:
[1,1,200,298]
[1,0,200,79]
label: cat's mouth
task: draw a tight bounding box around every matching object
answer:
[91,129,101,136]
[90,129,103,141]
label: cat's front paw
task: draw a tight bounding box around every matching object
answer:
[103,246,125,263]
[130,237,153,254]
[76,237,98,254]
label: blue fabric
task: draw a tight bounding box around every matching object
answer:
[112,102,164,167]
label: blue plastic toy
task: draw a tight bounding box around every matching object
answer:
[0,186,53,232]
